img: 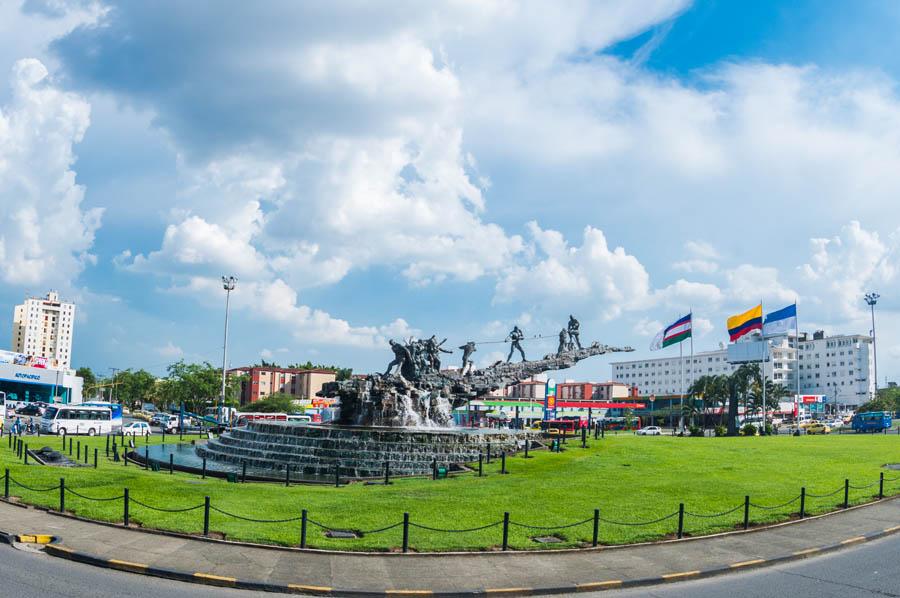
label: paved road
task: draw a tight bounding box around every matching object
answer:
[2,532,900,597]
[596,532,900,598]
[0,542,273,598]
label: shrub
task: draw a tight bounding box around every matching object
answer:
[689,425,704,437]
[714,425,727,437]
[741,423,758,436]
[764,424,774,436]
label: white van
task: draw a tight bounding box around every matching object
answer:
[41,406,113,436]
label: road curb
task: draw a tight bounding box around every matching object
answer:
[41,524,900,597]
[6,493,896,558]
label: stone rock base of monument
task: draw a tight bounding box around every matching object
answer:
[196,421,536,479]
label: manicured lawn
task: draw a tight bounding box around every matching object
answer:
[1,432,899,551]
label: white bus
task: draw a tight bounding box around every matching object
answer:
[40,405,113,436]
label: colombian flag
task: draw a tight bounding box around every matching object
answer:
[727,304,763,342]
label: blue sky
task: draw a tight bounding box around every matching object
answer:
[1,0,899,384]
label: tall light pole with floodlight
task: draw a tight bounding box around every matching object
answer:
[864,291,879,398]
[220,276,237,425]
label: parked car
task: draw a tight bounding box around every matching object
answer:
[806,422,831,435]
[636,426,662,436]
[15,403,44,417]
[122,422,152,436]
[798,419,821,430]
[827,419,844,429]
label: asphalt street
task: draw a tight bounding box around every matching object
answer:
[595,532,900,598]
[0,542,273,598]
[2,533,899,597]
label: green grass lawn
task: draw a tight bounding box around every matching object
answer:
[1,432,899,551]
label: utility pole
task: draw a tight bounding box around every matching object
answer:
[220,276,237,427]
[109,367,120,404]
[864,292,880,398]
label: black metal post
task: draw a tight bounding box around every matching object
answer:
[123,488,130,526]
[105,434,109,456]
[94,448,98,469]
[844,479,849,508]
[285,464,291,487]
[384,461,390,485]
[524,439,530,458]
[202,457,206,479]
[501,452,507,475]
[144,447,149,470]
[301,509,308,548]
[402,512,409,553]
[169,453,174,474]
[203,496,210,536]
[880,472,885,499]
[68,436,73,455]
[334,463,340,487]
[502,512,510,551]
[800,487,806,518]
[84,447,88,465]
[677,503,685,539]
[23,444,28,465]
[432,458,437,480]
[59,478,65,512]
[581,426,587,448]
[478,452,483,477]
[241,460,246,483]
[592,508,600,547]
[486,444,492,464]
[77,441,81,461]
[601,423,605,439]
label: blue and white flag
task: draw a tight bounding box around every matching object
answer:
[762,303,797,337]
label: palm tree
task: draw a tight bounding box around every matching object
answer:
[727,364,757,435]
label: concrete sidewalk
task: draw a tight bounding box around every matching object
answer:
[1,497,899,596]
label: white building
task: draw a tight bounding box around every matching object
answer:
[0,353,83,407]
[797,331,874,409]
[611,330,873,410]
[11,291,75,370]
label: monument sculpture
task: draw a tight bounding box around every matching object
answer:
[196,317,634,480]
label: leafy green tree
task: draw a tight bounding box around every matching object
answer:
[238,393,300,413]
[858,387,900,413]
[115,369,157,410]
[76,367,98,397]
[155,361,241,414]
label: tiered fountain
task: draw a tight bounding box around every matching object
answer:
[195,332,633,480]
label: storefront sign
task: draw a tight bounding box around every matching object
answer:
[543,378,557,421]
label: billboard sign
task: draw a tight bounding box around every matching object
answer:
[800,394,826,404]
[543,378,557,421]
[726,340,770,364]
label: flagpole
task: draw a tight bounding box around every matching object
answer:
[679,337,684,433]
[690,310,694,428]
[795,300,800,421]
[761,299,765,433]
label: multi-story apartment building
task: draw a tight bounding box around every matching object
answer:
[796,331,874,408]
[228,366,337,406]
[610,330,874,410]
[11,291,75,370]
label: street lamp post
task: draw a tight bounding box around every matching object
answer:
[864,292,880,398]
[220,276,237,427]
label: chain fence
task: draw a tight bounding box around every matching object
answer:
[1,434,899,551]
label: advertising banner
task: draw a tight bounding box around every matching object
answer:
[543,378,557,421]
[0,350,28,366]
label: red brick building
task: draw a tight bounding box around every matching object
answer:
[227,366,337,406]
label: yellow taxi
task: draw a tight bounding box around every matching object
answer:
[805,422,831,435]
